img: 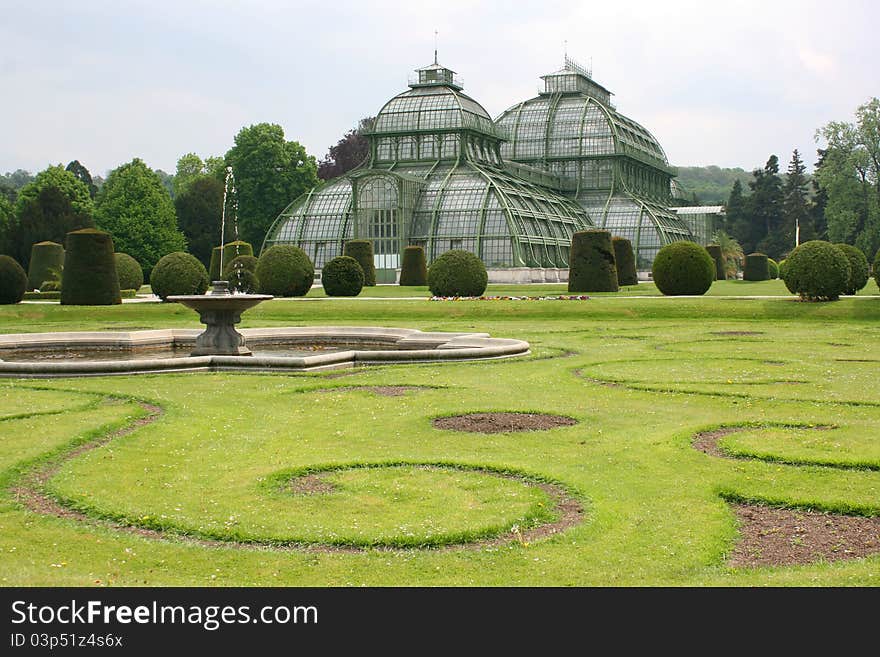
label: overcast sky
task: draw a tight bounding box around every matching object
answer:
[1,0,877,177]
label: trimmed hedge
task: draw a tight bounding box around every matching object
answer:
[834,243,869,295]
[40,280,61,292]
[705,244,725,281]
[651,241,715,296]
[568,230,618,293]
[150,252,210,301]
[226,267,260,294]
[778,258,787,280]
[783,240,850,301]
[114,253,144,292]
[612,236,638,286]
[767,258,779,280]
[321,256,364,296]
[27,241,64,290]
[427,250,488,297]
[343,240,376,286]
[255,245,314,297]
[61,229,121,305]
[25,289,136,301]
[209,241,253,280]
[399,246,427,286]
[743,252,770,281]
[0,255,27,304]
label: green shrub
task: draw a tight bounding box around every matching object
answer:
[114,253,144,291]
[875,250,880,291]
[61,229,121,305]
[705,244,725,281]
[778,258,787,280]
[343,240,376,286]
[222,255,258,278]
[27,241,64,290]
[767,258,779,280]
[834,243,869,295]
[321,256,364,296]
[783,240,850,301]
[255,245,314,297]
[427,250,488,297]
[120,289,137,299]
[568,230,618,293]
[399,246,427,286]
[209,241,253,280]
[40,280,62,292]
[612,236,638,286]
[743,252,770,281]
[651,241,715,296]
[226,267,260,294]
[0,255,27,304]
[149,252,210,301]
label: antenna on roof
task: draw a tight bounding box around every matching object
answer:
[434,29,439,64]
[563,39,568,60]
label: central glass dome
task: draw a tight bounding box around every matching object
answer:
[263,58,592,282]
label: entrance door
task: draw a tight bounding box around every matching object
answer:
[369,209,399,283]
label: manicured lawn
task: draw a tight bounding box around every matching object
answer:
[0,284,878,585]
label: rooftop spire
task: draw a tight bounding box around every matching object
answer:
[434,29,439,65]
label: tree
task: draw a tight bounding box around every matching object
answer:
[174,153,206,198]
[751,155,785,258]
[724,179,747,236]
[1,169,34,191]
[815,97,880,260]
[94,159,186,276]
[317,117,374,180]
[65,160,98,199]
[811,149,829,240]
[174,175,224,268]
[9,186,93,267]
[14,165,94,218]
[0,196,13,256]
[154,169,175,198]
[780,149,812,252]
[225,123,318,247]
[712,229,744,279]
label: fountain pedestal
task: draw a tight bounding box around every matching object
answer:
[168,282,272,356]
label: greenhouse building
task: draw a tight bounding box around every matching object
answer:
[264,55,704,280]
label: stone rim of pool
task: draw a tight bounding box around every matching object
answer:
[0,327,530,377]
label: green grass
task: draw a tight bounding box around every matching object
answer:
[0,286,878,586]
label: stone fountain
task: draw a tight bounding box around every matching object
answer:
[168,167,272,356]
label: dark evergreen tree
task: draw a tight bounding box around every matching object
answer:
[811,149,829,240]
[11,186,93,268]
[751,155,784,258]
[174,175,224,268]
[65,160,98,199]
[780,149,812,252]
[725,179,752,248]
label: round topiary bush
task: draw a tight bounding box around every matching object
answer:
[114,253,144,292]
[651,241,715,296]
[705,244,725,281]
[612,236,638,286]
[778,258,787,280]
[225,266,260,294]
[767,258,779,280]
[427,249,488,297]
[834,243,869,295]
[0,255,27,304]
[743,252,770,281]
[149,252,209,301]
[568,230,618,293]
[343,240,376,287]
[399,245,427,286]
[321,256,364,296]
[783,240,850,301]
[61,229,121,305]
[27,241,64,291]
[255,245,314,297]
[222,255,258,279]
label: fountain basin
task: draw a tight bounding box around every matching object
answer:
[0,327,530,377]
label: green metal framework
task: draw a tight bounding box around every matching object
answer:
[263,58,591,273]
[494,56,693,266]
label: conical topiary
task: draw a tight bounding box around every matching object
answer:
[27,241,65,290]
[399,245,427,286]
[705,244,725,281]
[343,240,376,286]
[568,230,618,293]
[61,229,121,305]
